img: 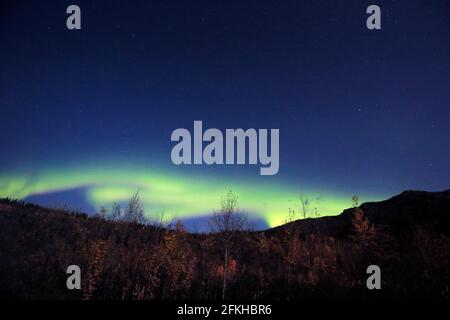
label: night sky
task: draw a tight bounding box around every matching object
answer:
[1,1,449,230]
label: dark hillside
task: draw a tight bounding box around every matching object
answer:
[0,190,449,300]
[270,190,450,239]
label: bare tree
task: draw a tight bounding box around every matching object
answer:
[209,190,248,300]
[123,190,147,224]
[281,207,301,300]
[96,206,109,219]
[313,207,320,218]
[110,202,122,221]
[299,193,310,219]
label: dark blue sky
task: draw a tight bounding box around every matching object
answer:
[0,1,449,225]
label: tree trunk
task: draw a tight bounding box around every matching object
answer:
[222,247,228,300]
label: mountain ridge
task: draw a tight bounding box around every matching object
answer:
[268,188,450,238]
[1,188,450,234]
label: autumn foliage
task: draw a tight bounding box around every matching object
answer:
[0,192,449,300]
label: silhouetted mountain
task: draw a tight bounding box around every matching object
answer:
[270,189,450,239]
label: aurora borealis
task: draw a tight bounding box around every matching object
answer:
[0,161,360,228]
[1,1,449,230]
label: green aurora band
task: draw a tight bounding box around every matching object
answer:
[0,164,381,228]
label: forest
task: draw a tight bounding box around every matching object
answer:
[0,189,449,300]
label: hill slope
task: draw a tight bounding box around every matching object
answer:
[270,189,450,238]
[0,189,449,300]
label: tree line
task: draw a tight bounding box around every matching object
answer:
[0,191,448,299]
